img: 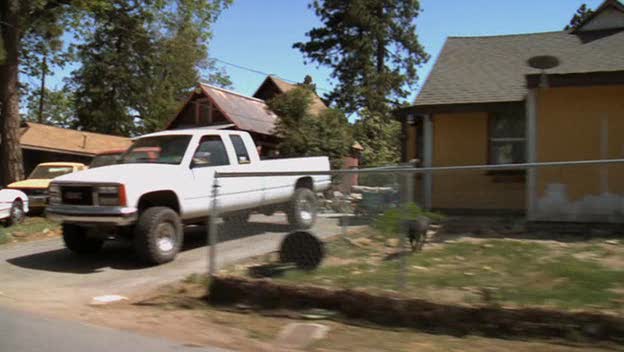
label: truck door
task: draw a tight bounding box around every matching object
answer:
[190,135,261,215]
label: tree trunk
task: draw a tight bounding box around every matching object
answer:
[38,54,47,123]
[0,0,25,184]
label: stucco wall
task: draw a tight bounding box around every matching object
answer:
[534,85,624,222]
[430,112,525,210]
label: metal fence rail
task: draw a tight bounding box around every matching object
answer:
[215,158,624,177]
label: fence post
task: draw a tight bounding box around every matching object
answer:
[208,177,220,276]
[397,171,415,290]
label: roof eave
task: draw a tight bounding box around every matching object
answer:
[525,70,624,88]
[394,101,525,119]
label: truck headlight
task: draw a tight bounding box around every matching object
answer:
[48,184,61,205]
[97,185,126,206]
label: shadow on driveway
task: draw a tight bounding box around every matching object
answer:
[6,221,293,274]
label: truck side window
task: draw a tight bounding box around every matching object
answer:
[230,135,251,164]
[192,136,230,167]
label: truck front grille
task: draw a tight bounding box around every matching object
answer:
[61,186,93,205]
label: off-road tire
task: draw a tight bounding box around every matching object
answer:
[286,188,318,229]
[62,224,104,254]
[4,199,25,227]
[134,207,183,265]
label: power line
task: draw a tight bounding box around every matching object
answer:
[208,57,332,94]
[4,15,335,95]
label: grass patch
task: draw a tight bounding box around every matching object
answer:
[261,233,624,311]
[1,217,60,244]
[6,217,59,234]
[0,228,11,244]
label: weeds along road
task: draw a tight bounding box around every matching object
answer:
[0,214,345,312]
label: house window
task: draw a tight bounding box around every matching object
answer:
[489,109,525,164]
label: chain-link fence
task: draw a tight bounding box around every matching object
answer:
[207,159,624,311]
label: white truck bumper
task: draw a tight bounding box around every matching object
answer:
[46,204,138,226]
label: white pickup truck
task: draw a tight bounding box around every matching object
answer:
[47,129,331,264]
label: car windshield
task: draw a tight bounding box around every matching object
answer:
[29,165,75,179]
[90,154,122,168]
[120,135,192,165]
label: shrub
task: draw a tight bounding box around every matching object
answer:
[373,203,444,235]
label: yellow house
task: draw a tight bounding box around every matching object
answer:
[396,0,624,223]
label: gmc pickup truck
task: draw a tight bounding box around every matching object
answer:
[47,129,331,264]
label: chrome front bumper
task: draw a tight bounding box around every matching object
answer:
[46,204,138,226]
[28,195,48,208]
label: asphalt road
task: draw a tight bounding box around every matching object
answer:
[0,306,231,352]
[0,214,345,308]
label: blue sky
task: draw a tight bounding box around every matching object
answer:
[45,0,605,103]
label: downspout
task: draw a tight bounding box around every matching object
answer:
[526,90,538,220]
[423,114,433,210]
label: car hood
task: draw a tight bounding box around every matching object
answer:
[52,163,185,185]
[7,179,51,189]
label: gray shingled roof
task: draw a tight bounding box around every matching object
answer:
[415,29,624,106]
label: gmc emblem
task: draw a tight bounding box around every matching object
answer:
[65,192,83,200]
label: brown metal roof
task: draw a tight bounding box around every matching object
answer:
[199,84,278,136]
[415,28,624,107]
[20,122,132,156]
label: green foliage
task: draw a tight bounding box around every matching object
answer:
[294,0,429,115]
[564,3,594,30]
[69,0,232,136]
[353,109,401,167]
[373,202,443,235]
[23,88,75,127]
[267,86,353,169]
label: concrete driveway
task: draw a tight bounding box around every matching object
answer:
[0,214,346,310]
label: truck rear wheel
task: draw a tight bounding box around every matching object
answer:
[134,207,183,265]
[287,188,318,229]
[62,224,104,254]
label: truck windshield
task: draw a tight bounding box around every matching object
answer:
[29,165,75,179]
[120,135,192,165]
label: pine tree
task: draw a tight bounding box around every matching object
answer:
[564,4,594,30]
[0,0,80,184]
[70,0,232,136]
[294,0,428,166]
[294,0,429,115]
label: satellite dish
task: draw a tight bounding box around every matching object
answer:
[527,55,561,70]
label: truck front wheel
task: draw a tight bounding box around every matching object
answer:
[62,224,104,254]
[134,207,183,265]
[287,188,318,229]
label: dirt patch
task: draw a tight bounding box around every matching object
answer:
[76,279,623,352]
[209,275,624,344]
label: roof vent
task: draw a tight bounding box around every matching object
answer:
[527,55,561,88]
